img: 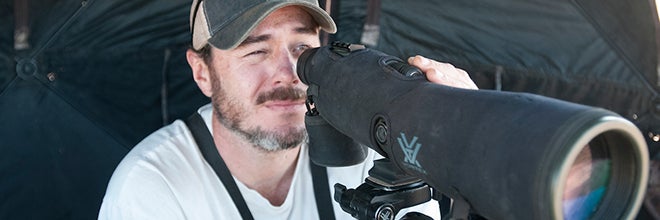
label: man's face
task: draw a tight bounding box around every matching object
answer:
[207,6,321,152]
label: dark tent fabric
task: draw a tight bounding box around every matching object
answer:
[1,0,658,219]
[1,0,208,219]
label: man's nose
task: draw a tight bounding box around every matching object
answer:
[272,48,301,85]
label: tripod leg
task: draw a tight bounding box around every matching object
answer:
[441,195,470,220]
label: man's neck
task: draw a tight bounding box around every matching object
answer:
[211,117,301,206]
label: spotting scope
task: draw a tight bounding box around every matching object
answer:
[297,42,649,220]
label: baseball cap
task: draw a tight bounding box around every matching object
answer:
[190,0,337,50]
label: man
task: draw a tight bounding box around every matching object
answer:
[98,0,477,219]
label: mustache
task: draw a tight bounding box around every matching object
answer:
[256,87,307,105]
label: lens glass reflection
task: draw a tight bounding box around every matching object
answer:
[562,142,611,220]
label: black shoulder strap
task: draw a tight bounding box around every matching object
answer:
[310,162,336,220]
[184,113,255,220]
[184,112,335,220]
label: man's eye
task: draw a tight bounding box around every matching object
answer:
[293,45,311,55]
[245,50,266,57]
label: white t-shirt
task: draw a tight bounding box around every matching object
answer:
[99,104,439,219]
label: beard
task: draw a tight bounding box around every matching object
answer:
[209,70,307,152]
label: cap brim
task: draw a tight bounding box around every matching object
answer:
[207,1,336,50]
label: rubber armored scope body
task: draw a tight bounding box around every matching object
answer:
[297,42,649,220]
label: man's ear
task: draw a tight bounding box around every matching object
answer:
[186,49,213,97]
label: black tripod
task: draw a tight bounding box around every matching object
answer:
[333,158,486,220]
